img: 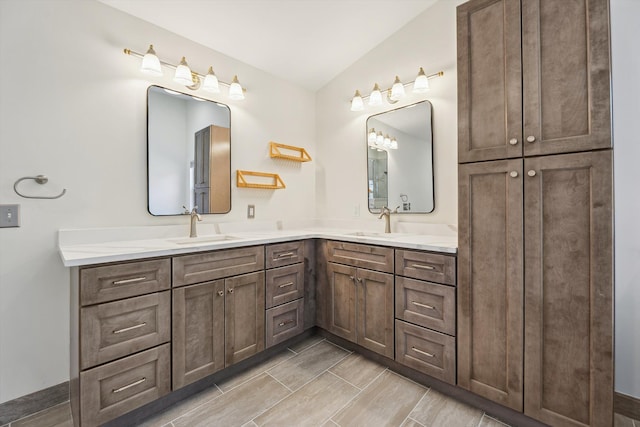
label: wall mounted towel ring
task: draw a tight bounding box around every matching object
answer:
[13,175,67,199]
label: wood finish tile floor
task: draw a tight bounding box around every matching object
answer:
[4,337,640,427]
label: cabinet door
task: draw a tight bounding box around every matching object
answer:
[457,0,522,163]
[524,151,612,426]
[326,262,357,342]
[458,159,524,411]
[522,0,611,156]
[356,268,394,358]
[225,272,265,366]
[172,280,225,389]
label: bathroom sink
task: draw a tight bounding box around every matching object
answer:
[169,235,236,245]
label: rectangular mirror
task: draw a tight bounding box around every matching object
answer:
[366,100,434,214]
[147,85,231,215]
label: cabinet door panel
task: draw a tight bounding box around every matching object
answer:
[225,272,265,366]
[172,280,225,389]
[457,0,522,163]
[524,151,613,426]
[458,159,523,411]
[357,269,394,358]
[522,0,611,156]
[327,262,357,342]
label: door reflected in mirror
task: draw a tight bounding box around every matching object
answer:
[366,100,434,214]
[147,85,231,215]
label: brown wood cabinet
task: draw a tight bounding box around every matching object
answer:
[457,0,611,163]
[323,241,394,359]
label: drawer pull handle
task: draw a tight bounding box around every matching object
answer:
[278,282,294,288]
[411,264,435,271]
[278,319,295,327]
[412,301,435,310]
[113,322,147,334]
[112,377,146,393]
[276,252,296,259]
[412,347,434,358]
[113,276,147,285]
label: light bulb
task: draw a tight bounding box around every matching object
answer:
[174,57,194,86]
[228,75,245,100]
[390,76,406,101]
[202,66,220,93]
[376,131,384,145]
[383,134,391,148]
[369,83,382,106]
[368,128,377,144]
[140,45,162,76]
[350,90,364,111]
[412,67,430,93]
[390,138,398,149]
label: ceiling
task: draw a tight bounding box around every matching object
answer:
[99,0,438,91]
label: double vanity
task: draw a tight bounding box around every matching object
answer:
[60,225,457,426]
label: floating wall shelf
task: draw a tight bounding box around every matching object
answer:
[269,142,312,162]
[236,170,286,189]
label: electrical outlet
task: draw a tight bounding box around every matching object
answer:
[247,204,255,219]
[0,204,20,228]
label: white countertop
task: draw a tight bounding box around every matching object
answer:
[58,223,458,267]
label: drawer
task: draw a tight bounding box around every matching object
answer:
[80,344,170,426]
[396,250,456,285]
[326,240,393,273]
[266,264,305,309]
[395,320,456,384]
[266,241,304,269]
[266,298,304,348]
[173,246,265,287]
[396,277,456,336]
[80,291,170,370]
[80,258,171,305]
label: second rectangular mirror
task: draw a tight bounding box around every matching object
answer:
[366,100,434,214]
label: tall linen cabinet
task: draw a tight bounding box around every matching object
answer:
[456,0,613,426]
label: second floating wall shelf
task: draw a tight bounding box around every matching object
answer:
[236,170,286,189]
[269,142,312,162]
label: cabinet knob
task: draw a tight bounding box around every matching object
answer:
[528,170,537,177]
[356,277,363,283]
[527,135,536,143]
[349,276,355,281]
[509,171,519,178]
[217,290,224,297]
[228,288,234,294]
[509,138,518,145]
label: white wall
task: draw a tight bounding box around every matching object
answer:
[315,0,463,227]
[0,0,315,403]
[611,0,640,399]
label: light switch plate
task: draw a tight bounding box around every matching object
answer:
[247,204,255,219]
[0,204,20,228]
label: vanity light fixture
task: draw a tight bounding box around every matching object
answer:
[350,67,443,111]
[124,45,246,100]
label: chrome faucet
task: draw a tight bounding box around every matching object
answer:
[378,206,399,233]
[183,206,202,238]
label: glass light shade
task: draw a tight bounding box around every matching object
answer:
[383,134,391,148]
[228,75,245,100]
[369,83,382,106]
[376,131,384,145]
[412,67,430,93]
[202,66,220,93]
[350,90,364,111]
[390,76,406,101]
[174,57,194,86]
[368,128,377,144]
[140,45,162,76]
[390,138,398,149]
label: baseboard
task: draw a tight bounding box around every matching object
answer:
[0,381,69,425]
[615,392,640,421]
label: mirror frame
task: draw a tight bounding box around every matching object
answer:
[146,85,232,216]
[366,100,435,215]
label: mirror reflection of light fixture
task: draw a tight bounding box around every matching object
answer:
[351,90,364,111]
[368,128,398,150]
[124,45,246,100]
[349,68,443,111]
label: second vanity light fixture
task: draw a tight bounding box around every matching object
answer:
[350,67,443,111]
[368,128,398,150]
[124,45,246,100]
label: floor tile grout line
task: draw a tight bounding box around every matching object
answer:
[398,388,429,427]
[328,367,391,425]
[215,348,297,394]
[288,337,327,355]
[407,416,427,426]
[265,371,294,393]
[326,369,364,391]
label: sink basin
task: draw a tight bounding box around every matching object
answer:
[169,235,236,245]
